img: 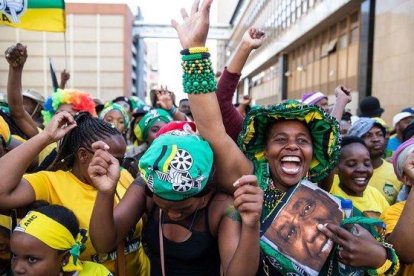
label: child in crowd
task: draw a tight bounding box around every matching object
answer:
[11,204,112,275]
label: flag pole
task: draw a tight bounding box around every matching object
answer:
[63,31,67,70]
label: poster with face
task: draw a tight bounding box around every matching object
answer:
[261,180,342,276]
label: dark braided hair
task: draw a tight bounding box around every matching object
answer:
[50,112,122,171]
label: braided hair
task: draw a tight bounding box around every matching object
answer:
[50,112,121,171]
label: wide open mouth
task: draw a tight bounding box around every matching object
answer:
[280,156,302,175]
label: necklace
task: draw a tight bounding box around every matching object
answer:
[263,180,285,214]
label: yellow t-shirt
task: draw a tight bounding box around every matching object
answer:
[380,202,413,276]
[23,169,149,276]
[369,160,401,204]
[330,179,390,218]
[79,261,113,276]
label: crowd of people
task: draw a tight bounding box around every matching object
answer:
[0,0,414,275]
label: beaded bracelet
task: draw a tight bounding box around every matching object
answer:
[180,47,209,55]
[367,242,400,276]
[181,50,216,94]
[181,59,213,75]
[181,53,210,61]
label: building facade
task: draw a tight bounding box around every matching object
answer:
[0,3,137,102]
[223,0,414,123]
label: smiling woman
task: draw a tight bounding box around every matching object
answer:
[331,136,390,218]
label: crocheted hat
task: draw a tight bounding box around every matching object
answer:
[139,131,213,201]
[301,91,327,105]
[237,100,341,182]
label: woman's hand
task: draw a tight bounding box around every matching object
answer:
[171,0,213,49]
[88,141,120,194]
[233,175,263,229]
[43,111,77,142]
[334,85,352,105]
[318,223,387,268]
[156,86,174,110]
[5,43,27,68]
[242,27,265,50]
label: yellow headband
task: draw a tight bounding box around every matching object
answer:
[0,116,11,146]
[14,211,84,272]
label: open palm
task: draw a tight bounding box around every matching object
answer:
[171,0,212,49]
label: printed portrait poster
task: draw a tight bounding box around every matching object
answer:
[260,180,343,276]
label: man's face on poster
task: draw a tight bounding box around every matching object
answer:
[265,185,342,271]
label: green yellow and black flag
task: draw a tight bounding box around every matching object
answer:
[0,0,65,32]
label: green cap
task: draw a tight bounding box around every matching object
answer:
[139,131,213,201]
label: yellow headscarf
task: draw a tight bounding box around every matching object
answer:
[14,211,86,272]
[0,116,11,146]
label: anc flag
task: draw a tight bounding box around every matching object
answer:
[0,0,65,32]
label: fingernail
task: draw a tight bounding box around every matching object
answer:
[233,180,239,187]
[104,144,110,150]
[317,224,325,230]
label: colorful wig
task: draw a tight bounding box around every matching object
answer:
[42,89,97,125]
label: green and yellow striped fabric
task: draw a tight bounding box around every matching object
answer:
[0,0,65,32]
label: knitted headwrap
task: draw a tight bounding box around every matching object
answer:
[392,138,414,180]
[99,103,130,130]
[42,89,97,125]
[238,100,341,185]
[134,109,172,143]
[14,211,87,272]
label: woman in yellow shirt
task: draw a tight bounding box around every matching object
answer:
[330,136,389,218]
[0,111,149,275]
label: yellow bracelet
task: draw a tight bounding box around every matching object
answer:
[376,259,393,275]
[189,47,209,54]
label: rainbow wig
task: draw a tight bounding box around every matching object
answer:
[42,89,97,125]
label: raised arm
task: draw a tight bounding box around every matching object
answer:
[89,142,147,252]
[217,27,264,141]
[0,112,76,209]
[171,0,253,193]
[386,152,414,263]
[5,44,40,138]
[155,86,188,121]
[330,85,352,122]
[59,69,70,89]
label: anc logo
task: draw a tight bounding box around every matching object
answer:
[383,183,396,197]
[0,0,28,23]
